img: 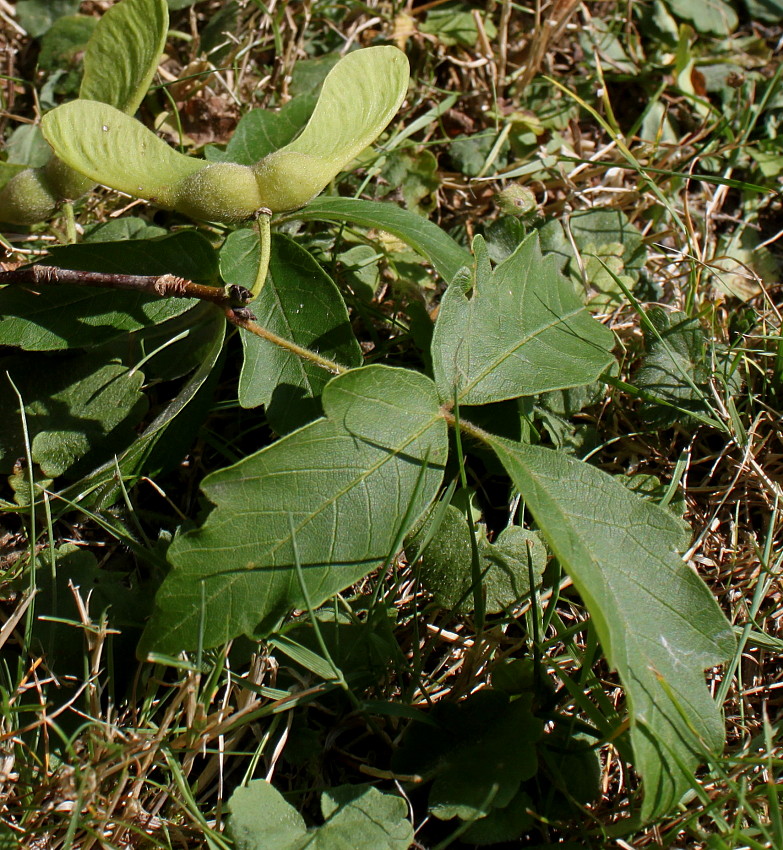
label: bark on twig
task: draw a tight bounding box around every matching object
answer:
[0,264,252,308]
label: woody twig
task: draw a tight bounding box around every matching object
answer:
[0,264,253,309]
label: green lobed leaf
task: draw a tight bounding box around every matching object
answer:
[318,785,413,849]
[228,781,413,850]
[5,126,51,168]
[221,231,363,433]
[82,216,166,243]
[486,436,736,820]
[379,148,440,216]
[139,365,448,655]
[432,233,615,405]
[420,2,497,47]
[38,15,97,89]
[0,163,26,191]
[251,47,409,212]
[460,789,535,846]
[568,209,646,278]
[33,545,151,677]
[662,0,737,34]
[0,231,217,351]
[229,780,307,850]
[293,196,471,284]
[744,0,783,22]
[290,54,342,97]
[41,101,203,208]
[80,0,169,114]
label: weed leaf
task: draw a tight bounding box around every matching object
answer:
[295,196,472,284]
[16,0,79,38]
[635,308,710,426]
[406,504,546,613]
[432,233,615,405]
[0,352,146,477]
[393,690,542,822]
[206,95,317,165]
[228,780,413,850]
[70,309,224,505]
[139,365,447,655]
[487,436,736,820]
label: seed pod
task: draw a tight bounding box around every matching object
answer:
[174,163,264,223]
[252,152,328,214]
[0,168,59,225]
[43,156,94,201]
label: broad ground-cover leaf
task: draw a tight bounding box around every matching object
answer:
[16,0,79,38]
[487,436,736,820]
[37,16,97,97]
[221,231,362,432]
[33,544,150,676]
[745,0,783,22]
[662,0,737,34]
[206,96,316,165]
[406,504,546,613]
[228,781,412,850]
[635,308,711,426]
[393,690,542,822]
[0,231,217,351]
[69,310,224,508]
[379,148,440,216]
[139,366,447,655]
[0,351,146,477]
[293,197,472,285]
[432,234,615,405]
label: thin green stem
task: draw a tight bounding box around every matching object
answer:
[7,374,36,662]
[63,202,77,244]
[452,391,485,632]
[226,309,347,374]
[249,208,272,299]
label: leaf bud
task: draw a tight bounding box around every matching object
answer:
[495,183,537,217]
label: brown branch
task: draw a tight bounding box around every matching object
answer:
[0,263,351,376]
[0,264,252,308]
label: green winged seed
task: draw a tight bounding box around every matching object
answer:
[0,0,168,226]
[251,46,410,212]
[42,46,410,222]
